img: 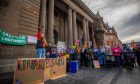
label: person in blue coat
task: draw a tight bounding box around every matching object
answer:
[97,47,107,67]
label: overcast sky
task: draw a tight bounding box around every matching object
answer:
[82,0,140,43]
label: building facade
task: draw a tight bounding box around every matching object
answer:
[0,0,97,73]
[0,0,121,74]
[104,24,119,48]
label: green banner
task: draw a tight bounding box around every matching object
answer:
[0,29,26,45]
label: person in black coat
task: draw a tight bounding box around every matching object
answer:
[133,45,140,67]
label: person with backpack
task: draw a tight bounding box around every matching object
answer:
[42,36,47,58]
[36,26,47,58]
[36,26,43,58]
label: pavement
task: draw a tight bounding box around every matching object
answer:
[45,67,119,84]
[0,72,13,84]
[115,68,140,84]
[0,67,140,84]
[46,67,140,84]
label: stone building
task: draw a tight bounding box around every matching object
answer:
[0,0,96,73]
[104,24,119,48]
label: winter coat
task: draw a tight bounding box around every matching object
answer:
[112,47,121,56]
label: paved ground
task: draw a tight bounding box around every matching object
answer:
[0,72,13,84]
[1,67,140,84]
[115,68,140,84]
[45,68,114,84]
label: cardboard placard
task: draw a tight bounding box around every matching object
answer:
[93,60,100,68]
[50,58,66,79]
[13,57,66,84]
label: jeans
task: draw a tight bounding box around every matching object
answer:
[42,48,46,58]
[114,56,120,67]
[37,48,42,58]
[98,55,106,65]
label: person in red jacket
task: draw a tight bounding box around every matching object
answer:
[112,44,121,67]
[36,26,45,58]
[37,26,43,41]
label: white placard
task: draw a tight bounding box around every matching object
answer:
[27,35,37,44]
[57,41,67,53]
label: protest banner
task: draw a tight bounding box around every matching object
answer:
[50,57,66,79]
[13,57,66,84]
[57,41,67,53]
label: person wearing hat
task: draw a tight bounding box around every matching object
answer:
[36,26,47,58]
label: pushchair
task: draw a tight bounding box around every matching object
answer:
[122,51,134,69]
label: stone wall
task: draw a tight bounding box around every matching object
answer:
[0,43,36,73]
[0,0,40,73]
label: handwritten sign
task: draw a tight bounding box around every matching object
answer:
[57,41,67,53]
[14,58,66,84]
[27,35,37,44]
[0,29,26,45]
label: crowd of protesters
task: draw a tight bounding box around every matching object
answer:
[36,26,140,71]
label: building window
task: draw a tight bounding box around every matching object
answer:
[0,0,9,7]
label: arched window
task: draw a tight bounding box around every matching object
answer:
[53,30,58,45]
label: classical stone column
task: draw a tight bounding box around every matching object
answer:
[86,20,90,47]
[65,17,68,45]
[47,0,54,44]
[83,18,87,42]
[68,8,73,46]
[91,23,95,47]
[39,0,47,34]
[59,13,65,41]
[73,11,78,44]
[86,21,89,41]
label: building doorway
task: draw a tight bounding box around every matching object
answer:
[53,29,58,45]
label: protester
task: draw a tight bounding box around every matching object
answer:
[66,47,71,72]
[42,34,47,58]
[46,43,51,58]
[84,48,88,67]
[51,49,59,58]
[106,48,115,67]
[122,44,134,69]
[87,48,94,68]
[133,44,140,67]
[93,47,98,60]
[97,47,106,67]
[36,26,43,58]
[80,46,88,67]
[37,26,43,41]
[59,51,64,57]
[77,47,81,69]
[112,45,121,67]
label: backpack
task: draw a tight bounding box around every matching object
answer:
[36,40,43,48]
